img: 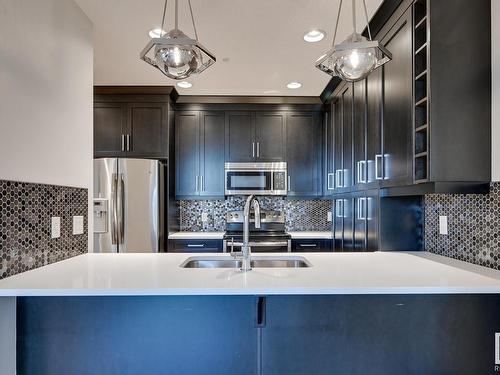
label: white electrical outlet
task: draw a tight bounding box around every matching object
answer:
[327,211,332,222]
[73,216,84,235]
[201,212,209,223]
[51,217,61,239]
[439,216,448,235]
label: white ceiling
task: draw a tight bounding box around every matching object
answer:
[76,0,384,96]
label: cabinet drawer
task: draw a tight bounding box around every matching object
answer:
[291,239,332,252]
[168,239,223,253]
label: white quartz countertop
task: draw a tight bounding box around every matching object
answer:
[1,252,500,296]
[168,232,225,240]
[168,231,333,240]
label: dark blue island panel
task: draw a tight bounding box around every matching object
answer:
[17,295,500,375]
[17,296,259,375]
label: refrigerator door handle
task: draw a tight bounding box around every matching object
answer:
[111,173,118,245]
[117,173,125,245]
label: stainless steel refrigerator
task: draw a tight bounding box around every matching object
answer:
[93,158,165,253]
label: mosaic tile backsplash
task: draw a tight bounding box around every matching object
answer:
[0,180,88,279]
[425,182,500,270]
[179,197,332,232]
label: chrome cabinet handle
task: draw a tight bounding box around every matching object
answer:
[252,142,255,158]
[327,172,335,190]
[357,161,367,184]
[256,142,260,158]
[200,175,204,192]
[375,155,383,180]
[357,197,367,220]
[288,175,291,191]
[335,170,342,188]
[187,244,205,248]
[126,134,131,151]
[195,175,199,192]
[299,243,318,247]
[121,135,125,151]
[335,199,344,218]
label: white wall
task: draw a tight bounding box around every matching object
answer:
[0,0,93,248]
[493,0,500,181]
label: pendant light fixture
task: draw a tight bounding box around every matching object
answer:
[140,0,216,80]
[315,0,391,82]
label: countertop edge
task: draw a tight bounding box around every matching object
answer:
[5,286,500,297]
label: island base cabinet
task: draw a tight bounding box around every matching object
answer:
[261,295,500,375]
[17,296,258,375]
[16,295,500,375]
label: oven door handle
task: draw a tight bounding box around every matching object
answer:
[230,241,289,247]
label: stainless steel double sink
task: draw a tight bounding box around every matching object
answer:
[180,255,311,269]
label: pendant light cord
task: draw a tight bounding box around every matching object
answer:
[332,0,343,46]
[175,0,179,30]
[352,0,356,34]
[160,0,168,36]
[362,0,372,40]
[188,0,199,41]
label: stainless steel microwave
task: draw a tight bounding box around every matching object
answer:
[224,162,287,196]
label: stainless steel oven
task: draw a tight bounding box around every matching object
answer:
[223,210,291,253]
[224,162,287,196]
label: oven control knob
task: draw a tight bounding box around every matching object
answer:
[234,214,239,219]
[229,214,233,219]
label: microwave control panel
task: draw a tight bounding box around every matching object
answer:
[273,171,286,190]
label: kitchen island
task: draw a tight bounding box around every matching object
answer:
[1,252,500,375]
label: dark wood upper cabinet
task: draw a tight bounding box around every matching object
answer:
[353,80,367,189]
[323,105,335,196]
[225,112,255,162]
[176,111,225,198]
[380,7,413,187]
[285,112,321,197]
[333,96,344,191]
[226,111,285,162]
[366,68,382,186]
[175,111,200,197]
[425,0,491,183]
[94,103,127,157]
[200,112,225,197]
[94,95,170,159]
[254,112,285,161]
[127,103,167,158]
[341,85,353,190]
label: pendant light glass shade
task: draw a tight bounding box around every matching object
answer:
[315,0,391,82]
[140,0,215,80]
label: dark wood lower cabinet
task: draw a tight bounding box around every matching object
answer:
[291,239,332,252]
[168,239,223,253]
[17,295,500,375]
[334,190,384,252]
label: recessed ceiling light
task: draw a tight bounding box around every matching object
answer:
[177,81,193,89]
[286,82,302,89]
[148,28,166,38]
[303,29,326,43]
